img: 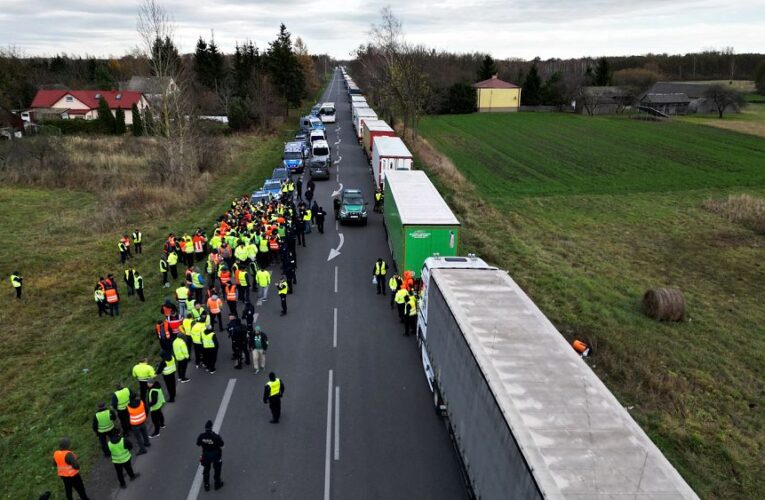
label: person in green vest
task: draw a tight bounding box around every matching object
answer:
[159,257,169,288]
[190,318,207,368]
[9,271,22,299]
[173,333,191,383]
[134,271,145,302]
[147,380,166,438]
[388,274,402,310]
[202,326,219,373]
[94,284,107,317]
[167,250,179,280]
[107,428,140,489]
[157,350,177,402]
[132,229,143,255]
[277,276,289,316]
[394,287,408,323]
[110,382,133,433]
[91,402,116,457]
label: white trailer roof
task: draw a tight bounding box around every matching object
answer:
[430,266,699,500]
[363,120,393,133]
[356,108,377,118]
[373,136,412,158]
[386,170,459,226]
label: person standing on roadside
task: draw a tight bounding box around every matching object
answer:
[131,358,156,402]
[173,333,191,383]
[263,372,284,423]
[111,383,133,433]
[277,276,289,315]
[147,380,166,438]
[107,429,140,489]
[315,206,326,234]
[127,396,150,455]
[156,351,177,403]
[196,420,224,492]
[10,271,22,299]
[250,326,269,374]
[92,402,116,458]
[373,258,388,295]
[202,326,219,373]
[52,437,90,500]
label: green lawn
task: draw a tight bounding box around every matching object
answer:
[0,134,282,499]
[418,112,765,499]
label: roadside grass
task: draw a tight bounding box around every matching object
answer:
[417,112,765,499]
[0,133,281,499]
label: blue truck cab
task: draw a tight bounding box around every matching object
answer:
[283,141,306,174]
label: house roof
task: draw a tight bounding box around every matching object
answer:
[647,82,712,99]
[31,90,144,110]
[473,75,520,89]
[641,93,691,104]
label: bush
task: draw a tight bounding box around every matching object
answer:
[755,60,765,95]
[439,83,476,114]
[40,119,102,135]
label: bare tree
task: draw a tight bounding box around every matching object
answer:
[576,86,603,116]
[704,84,746,118]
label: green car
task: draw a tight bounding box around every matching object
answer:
[335,188,368,225]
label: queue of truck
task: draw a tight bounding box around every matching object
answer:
[338,66,698,500]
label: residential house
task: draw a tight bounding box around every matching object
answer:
[29,90,149,125]
[639,93,690,115]
[473,75,521,112]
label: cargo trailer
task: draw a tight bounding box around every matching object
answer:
[353,108,378,140]
[361,119,395,160]
[383,171,459,278]
[371,136,413,188]
[416,255,699,500]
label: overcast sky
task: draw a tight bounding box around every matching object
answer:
[2,0,764,60]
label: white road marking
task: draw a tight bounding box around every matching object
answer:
[334,386,340,461]
[333,307,338,348]
[186,378,237,500]
[334,266,338,293]
[324,370,334,500]
[327,233,344,261]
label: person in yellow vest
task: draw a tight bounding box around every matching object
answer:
[157,351,177,402]
[107,428,140,488]
[175,284,190,318]
[119,239,129,265]
[202,326,219,373]
[10,271,22,299]
[52,437,90,500]
[131,358,156,402]
[374,188,384,213]
[147,379,166,438]
[372,258,388,295]
[167,250,179,280]
[134,270,145,302]
[159,257,169,288]
[190,318,207,369]
[394,287,408,323]
[262,371,285,423]
[403,291,418,337]
[255,268,271,302]
[388,274,402,310]
[94,284,107,317]
[277,276,289,316]
[236,268,250,304]
[173,333,191,383]
[132,229,143,254]
[127,396,150,454]
[92,402,117,457]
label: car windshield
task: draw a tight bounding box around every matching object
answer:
[310,118,322,127]
[343,195,363,204]
[284,152,302,160]
[313,147,329,156]
[321,108,335,116]
[264,181,280,189]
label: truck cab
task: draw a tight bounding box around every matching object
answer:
[282,141,306,174]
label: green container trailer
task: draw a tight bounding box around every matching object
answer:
[384,170,460,278]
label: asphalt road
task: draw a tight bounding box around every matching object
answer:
[89,69,468,500]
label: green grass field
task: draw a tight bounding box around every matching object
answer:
[418,112,765,499]
[0,134,281,498]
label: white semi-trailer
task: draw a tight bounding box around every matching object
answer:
[417,256,698,500]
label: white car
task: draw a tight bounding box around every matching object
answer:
[319,102,336,123]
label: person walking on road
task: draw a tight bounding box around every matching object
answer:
[404,291,418,337]
[373,258,388,295]
[173,333,191,383]
[127,396,150,455]
[277,277,289,316]
[107,429,140,489]
[52,438,90,500]
[132,358,156,402]
[202,326,219,373]
[147,380,166,438]
[250,326,269,374]
[256,268,271,302]
[10,271,22,299]
[92,402,117,457]
[315,206,326,234]
[242,301,256,330]
[190,318,207,368]
[111,383,133,434]
[394,286,408,322]
[224,282,238,317]
[207,293,224,330]
[197,420,225,491]
[157,351,177,402]
[263,372,285,423]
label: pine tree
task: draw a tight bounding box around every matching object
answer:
[233,41,260,97]
[266,24,306,111]
[143,109,155,136]
[207,35,225,90]
[96,96,115,134]
[594,57,611,86]
[477,55,498,81]
[115,108,127,134]
[522,64,543,105]
[131,103,144,136]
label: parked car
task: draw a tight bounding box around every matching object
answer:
[309,128,326,145]
[335,188,368,225]
[300,115,325,133]
[250,190,270,206]
[262,179,283,198]
[310,104,321,117]
[308,157,330,180]
[271,167,289,182]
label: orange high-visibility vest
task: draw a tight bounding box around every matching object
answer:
[219,270,231,285]
[128,401,147,426]
[193,235,204,253]
[104,288,119,304]
[54,450,78,477]
[225,284,237,302]
[155,320,171,340]
[207,298,222,314]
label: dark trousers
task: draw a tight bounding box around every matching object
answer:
[114,460,136,487]
[376,275,385,295]
[269,396,282,422]
[61,474,90,500]
[296,231,305,247]
[227,301,238,317]
[193,343,204,366]
[135,242,142,254]
[15,287,21,299]
[390,292,396,309]
[116,409,130,434]
[397,303,405,322]
[404,315,416,336]
[177,359,188,380]
[169,265,178,279]
[161,271,168,285]
[238,285,250,304]
[202,456,223,488]
[210,312,223,330]
[280,295,287,315]
[97,301,108,316]
[126,283,134,296]
[150,409,165,434]
[136,288,145,301]
[138,381,149,402]
[132,424,149,452]
[120,252,127,264]
[205,347,218,372]
[97,432,111,457]
[163,373,176,402]
[317,219,324,233]
[110,302,120,316]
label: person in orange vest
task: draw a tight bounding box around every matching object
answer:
[120,234,133,259]
[193,231,207,262]
[52,437,90,500]
[155,319,173,351]
[127,396,150,455]
[103,276,120,317]
[224,282,238,317]
[207,294,224,331]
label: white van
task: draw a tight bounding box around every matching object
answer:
[311,139,331,164]
[309,129,326,145]
[319,102,336,123]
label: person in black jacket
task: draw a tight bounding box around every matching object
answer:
[315,206,327,234]
[196,420,224,491]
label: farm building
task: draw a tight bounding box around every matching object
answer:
[29,89,149,125]
[574,86,633,115]
[644,82,735,114]
[473,75,521,112]
[639,93,690,115]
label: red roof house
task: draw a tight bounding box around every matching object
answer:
[30,89,149,124]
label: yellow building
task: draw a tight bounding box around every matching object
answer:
[473,75,521,112]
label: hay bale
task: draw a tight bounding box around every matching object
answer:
[643,287,686,321]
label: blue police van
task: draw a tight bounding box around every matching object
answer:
[282,141,306,174]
